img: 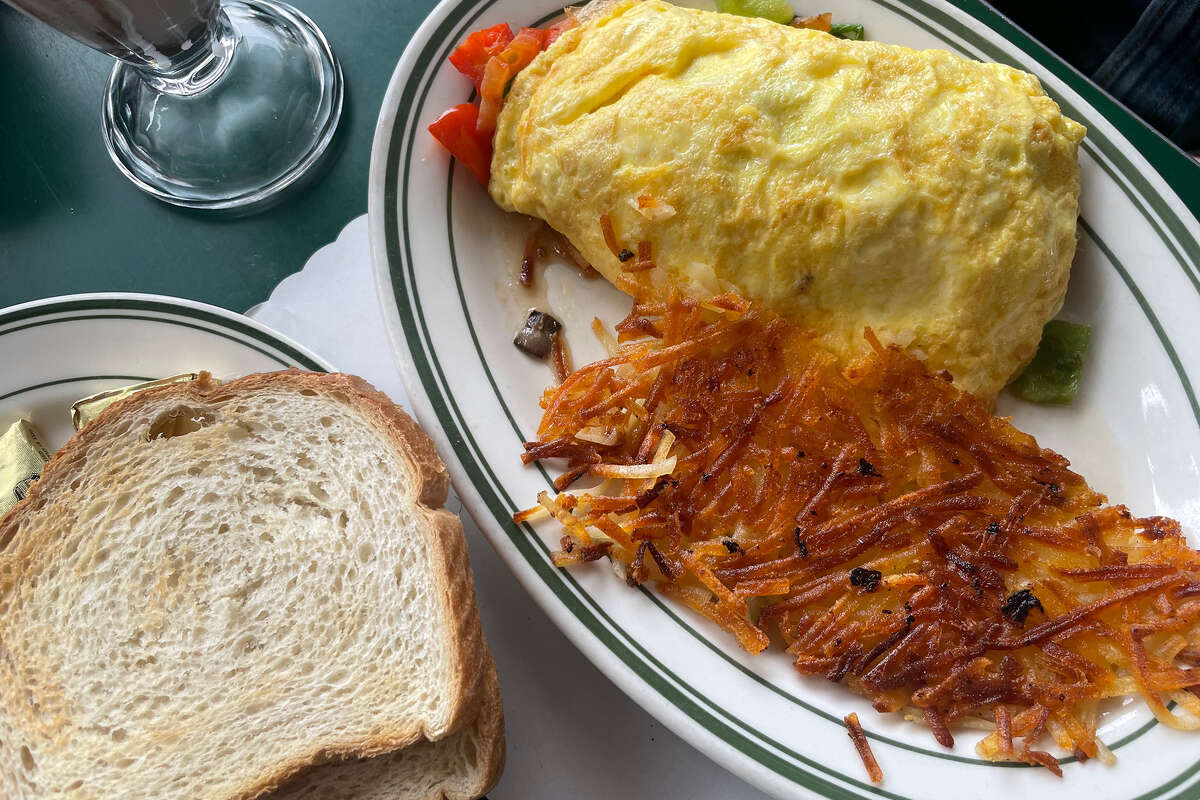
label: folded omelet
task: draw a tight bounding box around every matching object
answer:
[490,0,1085,400]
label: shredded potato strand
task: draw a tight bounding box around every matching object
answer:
[519,293,1200,772]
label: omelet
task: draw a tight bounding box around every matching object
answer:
[490,0,1085,401]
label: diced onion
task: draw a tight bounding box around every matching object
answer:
[512,505,548,524]
[1093,736,1117,766]
[651,429,676,464]
[629,194,677,221]
[538,490,593,545]
[590,456,677,480]
[576,425,621,446]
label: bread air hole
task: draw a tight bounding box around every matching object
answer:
[147,406,216,441]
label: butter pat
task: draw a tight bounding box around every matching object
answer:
[0,420,51,515]
[71,373,204,431]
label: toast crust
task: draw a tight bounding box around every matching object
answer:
[267,653,504,800]
[461,656,506,800]
[436,653,505,800]
[0,371,497,800]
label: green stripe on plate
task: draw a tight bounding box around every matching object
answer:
[0,298,327,372]
[0,376,152,404]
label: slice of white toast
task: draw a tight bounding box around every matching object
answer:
[0,372,503,800]
[271,654,504,800]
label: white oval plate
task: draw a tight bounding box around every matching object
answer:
[368,3,1200,798]
[0,294,331,451]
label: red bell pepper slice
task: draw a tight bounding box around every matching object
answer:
[476,27,546,135]
[434,19,579,185]
[447,22,514,92]
[428,103,493,186]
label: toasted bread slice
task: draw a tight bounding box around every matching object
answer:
[270,655,504,800]
[0,372,501,799]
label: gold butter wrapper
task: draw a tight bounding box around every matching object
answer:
[0,419,51,515]
[71,373,206,431]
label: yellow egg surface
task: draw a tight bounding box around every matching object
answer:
[489,0,1086,401]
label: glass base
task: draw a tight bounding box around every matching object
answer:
[102,0,343,212]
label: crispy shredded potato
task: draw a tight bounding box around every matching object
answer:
[515,291,1200,774]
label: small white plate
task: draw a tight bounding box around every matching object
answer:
[0,294,331,451]
[368,3,1200,798]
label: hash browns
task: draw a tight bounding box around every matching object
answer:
[518,292,1200,772]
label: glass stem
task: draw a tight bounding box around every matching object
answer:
[133,8,238,96]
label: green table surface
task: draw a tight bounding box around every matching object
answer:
[0,0,437,312]
[1,0,1198,315]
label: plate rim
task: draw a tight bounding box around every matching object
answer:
[0,292,335,375]
[367,2,1200,798]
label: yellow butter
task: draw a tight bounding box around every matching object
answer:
[71,373,204,431]
[0,419,51,515]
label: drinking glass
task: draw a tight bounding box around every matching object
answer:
[4,0,343,211]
